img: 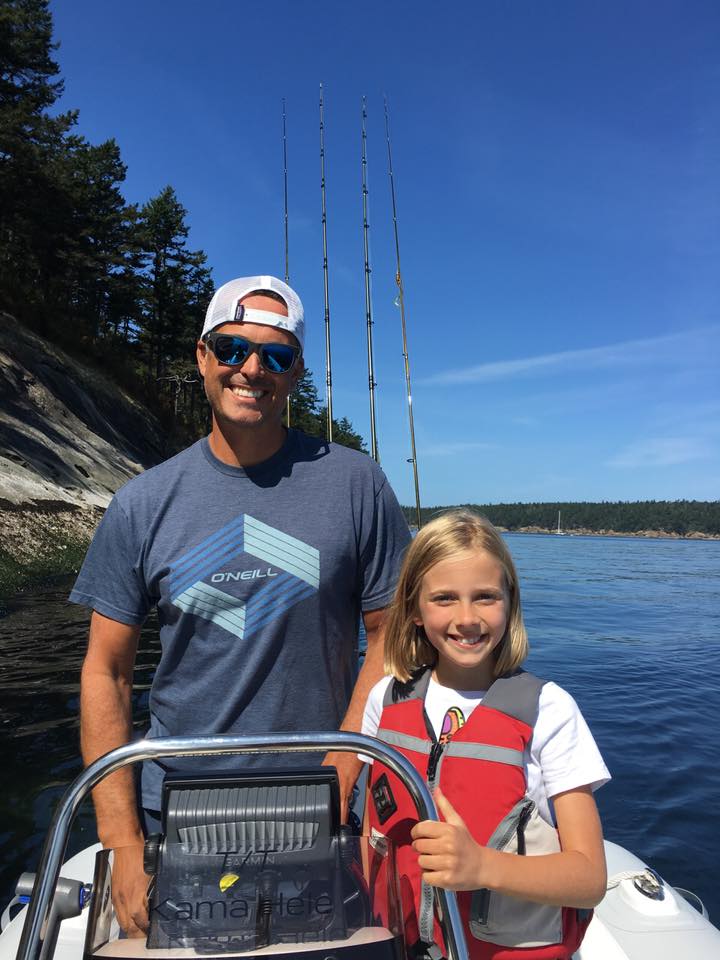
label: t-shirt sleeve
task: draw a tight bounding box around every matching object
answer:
[358,676,393,765]
[68,496,152,625]
[533,682,611,800]
[359,475,411,611]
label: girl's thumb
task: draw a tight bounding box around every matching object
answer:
[434,787,465,826]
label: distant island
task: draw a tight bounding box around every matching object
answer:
[402,501,720,539]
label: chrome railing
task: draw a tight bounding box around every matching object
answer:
[16,732,469,960]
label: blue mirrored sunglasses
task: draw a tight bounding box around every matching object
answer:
[204,332,300,374]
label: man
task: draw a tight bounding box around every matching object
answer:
[72,275,411,936]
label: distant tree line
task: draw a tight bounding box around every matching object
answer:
[405,501,720,536]
[0,0,364,453]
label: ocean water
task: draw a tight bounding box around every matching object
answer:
[508,533,720,919]
[0,533,718,922]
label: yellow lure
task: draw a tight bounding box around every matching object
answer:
[219,872,240,893]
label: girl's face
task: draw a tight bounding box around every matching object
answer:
[414,548,509,690]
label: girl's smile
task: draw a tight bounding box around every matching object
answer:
[414,548,508,690]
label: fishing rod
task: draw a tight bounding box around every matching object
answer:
[384,96,421,529]
[361,96,379,463]
[283,99,289,285]
[319,83,333,441]
[282,98,291,428]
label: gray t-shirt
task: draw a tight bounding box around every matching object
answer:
[70,430,411,808]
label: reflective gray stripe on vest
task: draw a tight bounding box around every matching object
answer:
[376,727,431,755]
[376,730,523,766]
[444,741,524,767]
[419,877,435,943]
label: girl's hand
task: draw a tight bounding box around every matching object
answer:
[412,785,607,907]
[410,789,489,890]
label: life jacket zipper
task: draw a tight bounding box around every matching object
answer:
[420,733,445,944]
[422,706,468,944]
[426,740,444,787]
[472,800,535,927]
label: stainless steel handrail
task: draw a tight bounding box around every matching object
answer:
[17,732,469,960]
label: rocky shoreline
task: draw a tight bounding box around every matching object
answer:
[502,525,719,540]
[0,501,105,603]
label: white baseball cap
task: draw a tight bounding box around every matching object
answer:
[201,275,305,349]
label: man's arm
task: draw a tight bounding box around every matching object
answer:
[80,610,148,936]
[324,607,387,821]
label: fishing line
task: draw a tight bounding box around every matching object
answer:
[361,96,379,463]
[319,83,334,441]
[384,95,421,527]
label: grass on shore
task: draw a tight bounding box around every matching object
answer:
[0,537,91,610]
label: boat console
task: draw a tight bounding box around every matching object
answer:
[82,768,402,959]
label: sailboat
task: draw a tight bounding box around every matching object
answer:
[556,509,564,535]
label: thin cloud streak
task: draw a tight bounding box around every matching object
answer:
[419,327,719,386]
[607,437,713,469]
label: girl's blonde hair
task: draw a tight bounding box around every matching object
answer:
[385,510,529,682]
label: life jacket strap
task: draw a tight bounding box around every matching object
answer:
[410,939,446,960]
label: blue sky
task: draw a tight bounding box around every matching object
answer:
[49,0,719,507]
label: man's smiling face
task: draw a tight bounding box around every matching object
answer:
[197,293,303,438]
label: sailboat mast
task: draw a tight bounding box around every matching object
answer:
[361,96,379,463]
[282,99,291,428]
[384,96,421,529]
[319,84,333,441]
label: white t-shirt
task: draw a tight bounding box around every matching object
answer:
[362,674,610,825]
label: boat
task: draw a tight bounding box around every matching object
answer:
[2,732,720,960]
[556,511,564,536]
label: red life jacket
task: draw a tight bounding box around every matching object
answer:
[367,668,591,960]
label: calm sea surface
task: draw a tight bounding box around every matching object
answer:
[1,533,719,922]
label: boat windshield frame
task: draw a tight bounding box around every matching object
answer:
[15,731,469,960]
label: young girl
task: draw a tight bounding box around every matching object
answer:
[362,510,609,960]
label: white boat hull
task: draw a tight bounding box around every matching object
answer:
[3,840,719,960]
[576,840,720,959]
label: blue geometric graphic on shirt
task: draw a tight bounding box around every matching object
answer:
[243,570,316,636]
[168,514,319,601]
[168,514,246,601]
[173,581,246,636]
[172,573,317,641]
[244,515,320,588]
[168,514,319,640]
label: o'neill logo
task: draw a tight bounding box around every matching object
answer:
[211,567,278,583]
[167,515,319,641]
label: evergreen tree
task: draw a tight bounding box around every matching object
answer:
[52,137,133,342]
[317,409,366,452]
[287,372,367,452]
[0,0,77,320]
[289,369,321,434]
[136,187,211,380]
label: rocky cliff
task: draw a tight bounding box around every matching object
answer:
[0,315,167,598]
